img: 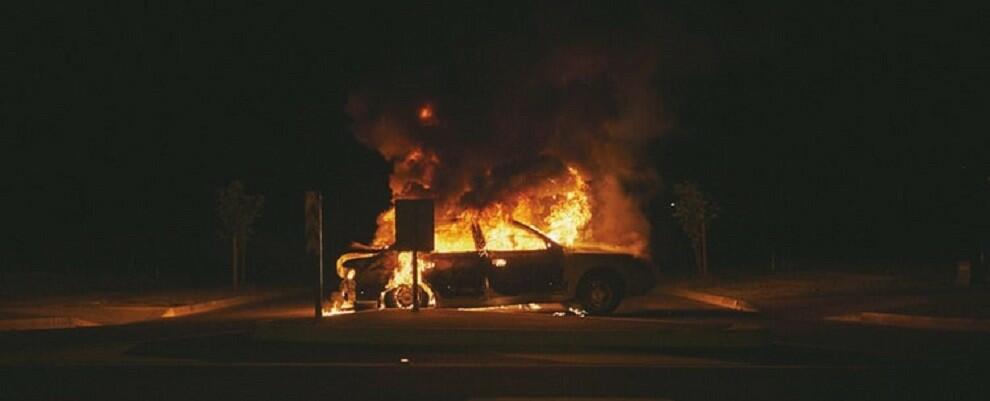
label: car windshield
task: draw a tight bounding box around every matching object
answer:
[480,221,550,251]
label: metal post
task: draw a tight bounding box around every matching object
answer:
[317,192,324,318]
[394,199,432,313]
[305,191,324,319]
[412,250,419,312]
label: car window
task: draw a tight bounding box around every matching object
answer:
[481,221,549,251]
[434,219,481,252]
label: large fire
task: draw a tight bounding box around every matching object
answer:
[352,149,604,308]
[372,161,592,252]
[332,33,663,315]
[324,143,646,315]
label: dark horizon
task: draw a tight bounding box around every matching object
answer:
[4,2,987,286]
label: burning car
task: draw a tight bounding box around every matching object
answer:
[335,219,655,315]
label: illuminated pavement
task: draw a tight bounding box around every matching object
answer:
[1,294,988,400]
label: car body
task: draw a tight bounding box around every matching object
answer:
[336,220,655,315]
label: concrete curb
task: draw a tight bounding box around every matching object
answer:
[253,323,769,350]
[662,288,758,312]
[827,312,990,332]
[0,317,99,332]
[0,290,294,331]
[160,291,287,318]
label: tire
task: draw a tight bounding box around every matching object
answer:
[576,270,624,315]
[383,284,429,309]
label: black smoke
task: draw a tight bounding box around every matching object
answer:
[345,4,689,254]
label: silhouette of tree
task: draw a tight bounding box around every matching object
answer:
[672,181,719,275]
[217,180,264,289]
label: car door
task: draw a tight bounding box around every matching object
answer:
[425,251,487,299]
[527,246,565,292]
[486,249,538,295]
[481,221,564,296]
[487,248,564,295]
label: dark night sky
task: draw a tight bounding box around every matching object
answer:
[3,2,987,283]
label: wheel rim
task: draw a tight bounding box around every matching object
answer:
[394,285,414,308]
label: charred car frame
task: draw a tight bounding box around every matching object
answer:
[336,220,655,315]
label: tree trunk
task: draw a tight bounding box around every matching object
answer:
[692,241,702,276]
[232,236,239,290]
[701,221,709,275]
[239,235,247,286]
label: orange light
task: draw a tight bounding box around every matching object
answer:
[418,105,433,121]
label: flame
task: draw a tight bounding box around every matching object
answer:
[372,165,593,252]
[381,251,437,308]
[322,307,354,317]
[361,159,639,307]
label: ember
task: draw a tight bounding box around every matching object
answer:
[418,105,433,121]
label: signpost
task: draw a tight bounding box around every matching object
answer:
[393,199,434,311]
[304,191,324,319]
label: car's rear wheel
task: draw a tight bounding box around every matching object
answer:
[576,270,623,315]
[382,284,430,309]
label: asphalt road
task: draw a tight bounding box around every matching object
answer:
[1,294,988,400]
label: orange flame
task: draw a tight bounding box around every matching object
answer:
[367,157,646,305]
[373,165,592,253]
[383,251,436,308]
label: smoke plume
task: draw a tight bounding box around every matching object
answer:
[345,12,670,256]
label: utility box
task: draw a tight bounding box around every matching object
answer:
[394,199,434,251]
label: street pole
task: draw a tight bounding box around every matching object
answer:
[394,198,433,313]
[317,192,324,318]
[305,191,324,320]
[412,250,419,312]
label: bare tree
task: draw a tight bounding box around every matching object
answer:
[672,181,719,276]
[217,180,264,290]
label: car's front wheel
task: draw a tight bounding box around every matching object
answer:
[576,270,623,315]
[381,284,430,309]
